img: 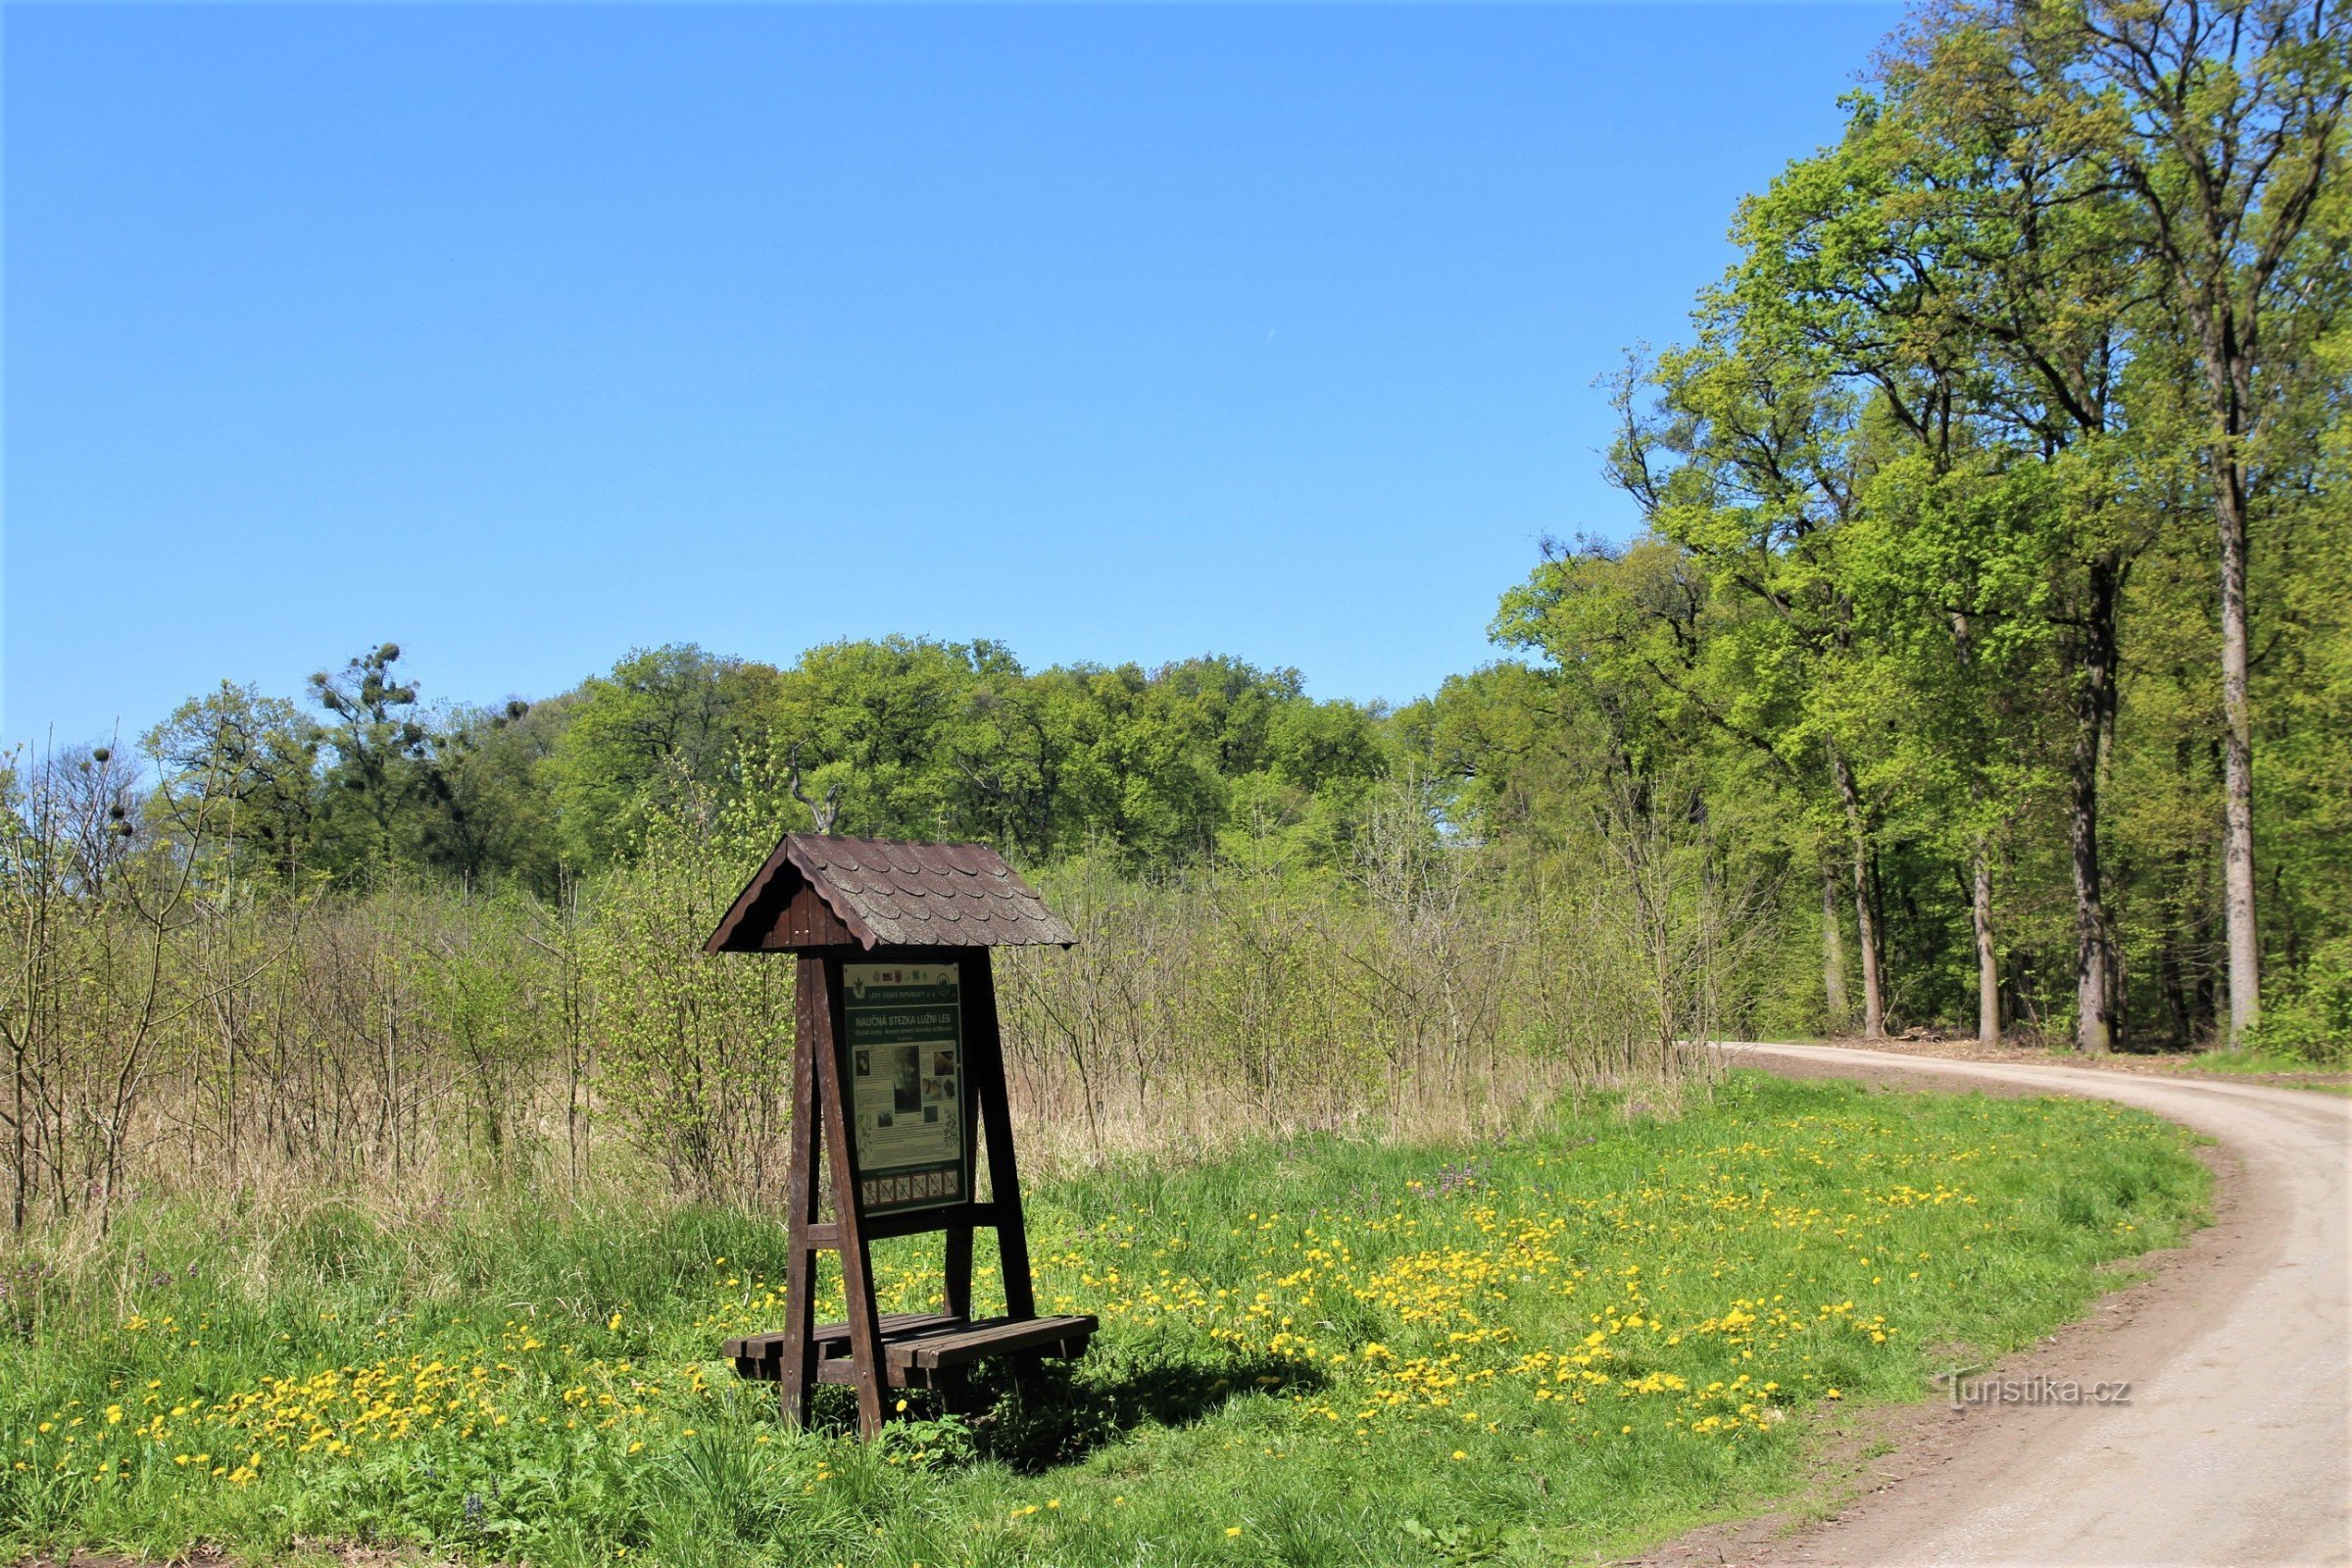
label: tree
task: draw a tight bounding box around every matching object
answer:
[764,636,1018,844]
[2013,0,2347,1039]
[421,699,561,891]
[1593,338,1902,1038]
[1727,37,2152,1050]
[144,682,321,884]
[309,643,442,877]
[548,644,782,866]
[1848,453,2069,1045]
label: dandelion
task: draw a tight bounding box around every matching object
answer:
[1226,1526,1243,1538]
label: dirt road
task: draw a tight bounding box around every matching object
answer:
[1681,1042,2351,1568]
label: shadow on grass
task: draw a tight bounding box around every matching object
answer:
[807,1348,1330,1472]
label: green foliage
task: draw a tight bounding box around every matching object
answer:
[125,637,1387,899]
[578,780,798,1202]
[2242,936,2352,1066]
[144,682,321,885]
[1396,0,2351,1050]
[550,645,784,869]
[425,699,564,891]
[308,643,444,876]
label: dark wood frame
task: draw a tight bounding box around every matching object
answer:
[771,946,1045,1437]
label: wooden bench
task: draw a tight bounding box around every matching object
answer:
[725,1312,1097,1391]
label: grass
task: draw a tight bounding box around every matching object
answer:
[2176,1047,2348,1077]
[2,1072,2210,1567]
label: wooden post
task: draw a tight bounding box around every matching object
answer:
[937,1220,978,1413]
[964,951,1035,1319]
[811,956,889,1438]
[777,956,824,1429]
[944,1224,974,1318]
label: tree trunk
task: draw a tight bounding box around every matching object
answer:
[2071,761,2115,1054]
[1972,839,2000,1048]
[2068,555,2121,1054]
[1821,860,1850,1029]
[1831,751,1885,1040]
[2217,465,2260,1042]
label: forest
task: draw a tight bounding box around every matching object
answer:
[3,0,2346,1234]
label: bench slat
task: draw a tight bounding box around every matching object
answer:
[723,1311,958,1363]
[726,1311,1098,1385]
[904,1314,1098,1369]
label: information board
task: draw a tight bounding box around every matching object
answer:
[840,962,966,1215]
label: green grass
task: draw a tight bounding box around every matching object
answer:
[2176,1047,2348,1077]
[2,1073,2209,1567]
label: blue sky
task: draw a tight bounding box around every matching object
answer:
[5,2,1899,748]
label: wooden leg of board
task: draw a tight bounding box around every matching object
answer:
[945,1224,973,1319]
[813,956,888,1439]
[779,958,823,1430]
[842,1234,887,1436]
[966,953,1038,1320]
[939,1224,978,1416]
[939,1367,981,1415]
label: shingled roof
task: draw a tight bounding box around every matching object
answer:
[705,833,1077,954]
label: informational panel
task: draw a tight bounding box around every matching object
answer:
[839,961,966,1216]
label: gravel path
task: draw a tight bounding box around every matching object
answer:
[1677,1042,2351,1568]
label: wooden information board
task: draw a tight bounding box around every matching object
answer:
[704,834,1097,1438]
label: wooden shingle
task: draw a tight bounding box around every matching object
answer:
[704,833,1077,954]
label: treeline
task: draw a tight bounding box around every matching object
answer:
[140,639,1386,892]
[1409,0,2349,1056]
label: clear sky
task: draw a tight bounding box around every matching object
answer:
[5,2,1900,748]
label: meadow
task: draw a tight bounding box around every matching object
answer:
[2,1071,2207,1567]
